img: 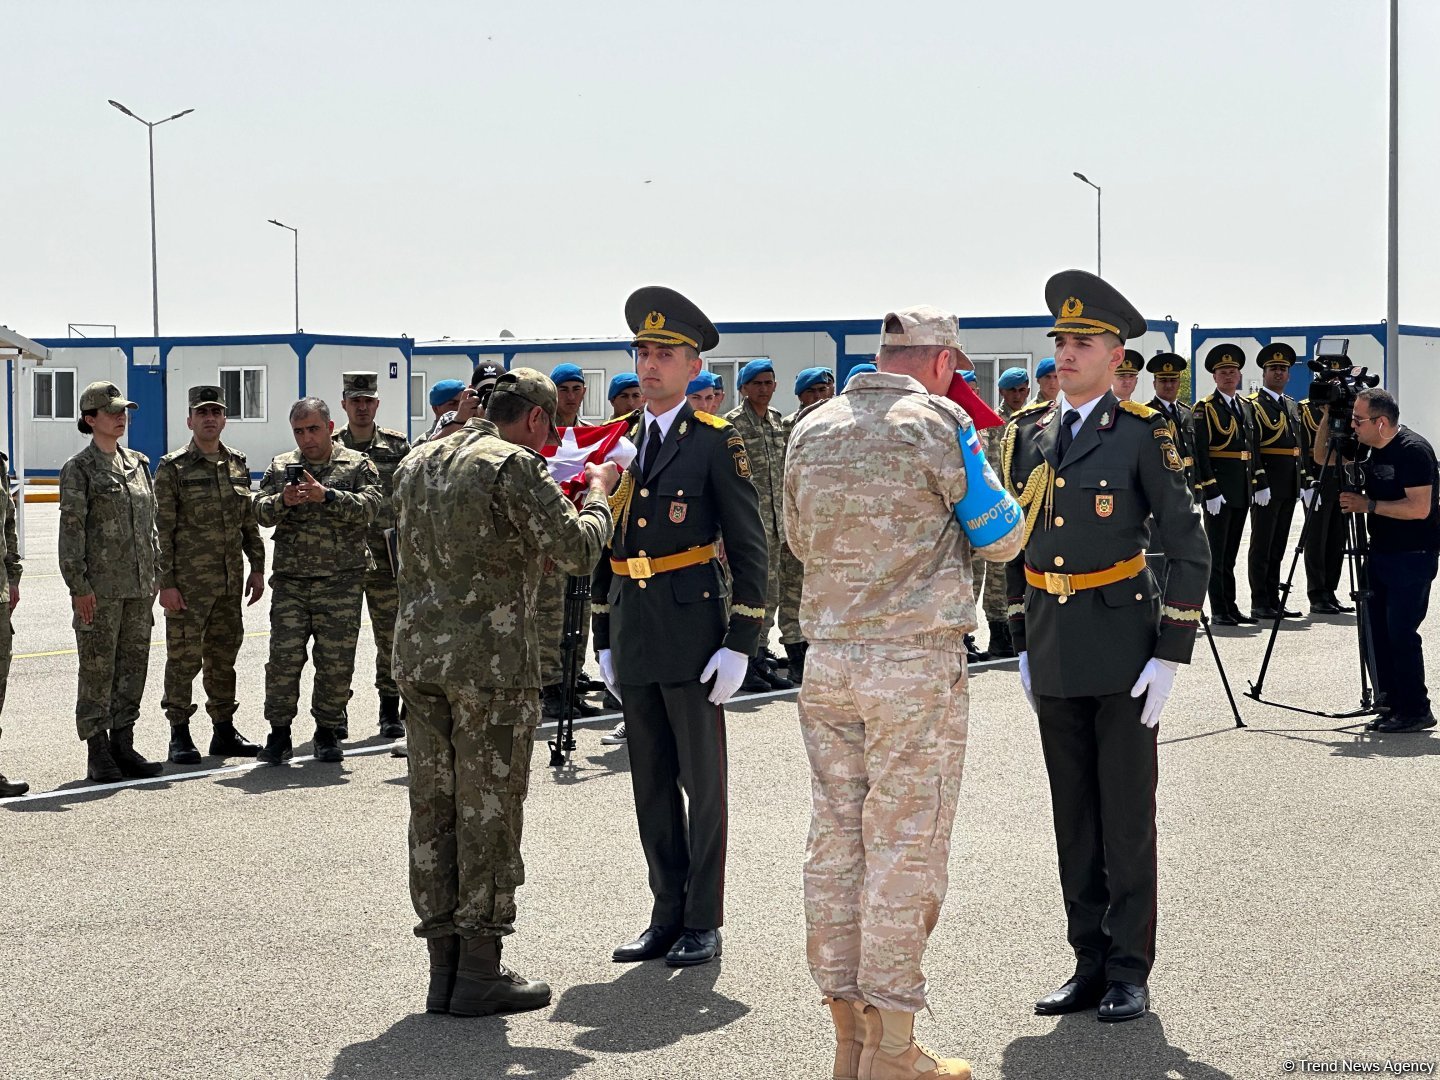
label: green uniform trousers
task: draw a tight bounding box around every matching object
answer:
[363,561,400,697]
[161,593,243,726]
[74,597,154,741]
[263,573,364,729]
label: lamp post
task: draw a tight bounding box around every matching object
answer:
[268,219,300,333]
[1072,171,1102,276]
[108,99,194,337]
[1386,0,1399,394]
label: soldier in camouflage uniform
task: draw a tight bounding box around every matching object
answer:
[0,455,27,798]
[777,367,836,684]
[254,397,380,765]
[334,371,412,738]
[786,307,1024,1080]
[726,359,794,691]
[59,381,165,784]
[393,367,616,1017]
[156,385,267,764]
[970,366,1031,659]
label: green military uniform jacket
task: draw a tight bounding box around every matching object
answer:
[1,453,22,598]
[1002,394,1210,697]
[593,405,769,684]
[334,425,411,559]
[725,403,787,542]
[58,442,160,599]
[1193,391,1267,506]
[155,440,264,597]
[1146,396,1200,501]
[1247,388,1305,499]
[254,446,381,577]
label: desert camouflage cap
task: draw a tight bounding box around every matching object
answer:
[879,305,964,351]
[493,367,562,441]
[342,371,380,399]
[79,381,137,413]
[188,385,227,410]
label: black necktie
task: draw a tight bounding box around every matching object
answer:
[641,420,662,477]
[1058,409,1080,460]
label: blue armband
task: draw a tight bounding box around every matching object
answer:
[953,424,1022,548]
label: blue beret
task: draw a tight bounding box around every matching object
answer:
[607,372,639,400]
[997,366,1030,389]
[961,370,977,384]
[844,362,877,389]
[687,372,717,395]
[738,359,774,387]
[550,363,585,386]
[1035,357,1056,378]
[794,367,835,395]
[429,379,467,408]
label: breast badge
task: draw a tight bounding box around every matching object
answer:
[1095,493,1114,518]
[669,500,687,524]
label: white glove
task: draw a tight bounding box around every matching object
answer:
[1300,486,1316,509]
[597,649,621,704]
[1129,657,1179,729]
[1253,487,1272,507]
[701,647,750,705]
[1204,494,1225,516]
[1018,650,1037,713]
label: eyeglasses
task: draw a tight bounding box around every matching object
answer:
[1352,415,1379,425]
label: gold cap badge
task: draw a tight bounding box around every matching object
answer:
[1061,297,1084,319]
[643,311,666,331]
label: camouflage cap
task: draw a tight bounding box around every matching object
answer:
[79,381,137,413]
[342,371,380,399]
[879,306,965,352]
[492,367,562,441]
[188,385,227,410]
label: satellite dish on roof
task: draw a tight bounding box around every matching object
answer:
[498,329,515,339]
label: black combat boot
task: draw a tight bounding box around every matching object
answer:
[86,734,123,783]
[783,642,808,685]
[759,645,786,669]
[168,723,202,765]
[209,721,259,757]
[448,936,551,1017]
[741,659,773,693]
[256,726,293,765]
[760,659,794,690]
[0,771,30,798]
[313,725,344,763]
[426,936,460,1013]
[541,684,601,719]
[987,619,1016,659]
[334,709,349,741]
[110,725,164,778]
[378,694,405,739]
[963,634,989,663]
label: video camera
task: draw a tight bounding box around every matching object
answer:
[1306,337,1380,463]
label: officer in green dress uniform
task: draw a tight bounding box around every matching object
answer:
[1003,270,1209,1023]
[1246,344,1306,619]
[594,286,769,969]
[1145,353,1199,502]
[1298,397,1353,614]
[1111,350,1142,402]
[1193,345,1269,625]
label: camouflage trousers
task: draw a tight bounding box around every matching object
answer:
[799,639,970,1013]
[0,615,11,741]
[401,678,538,939]
[161,592,244,727]
[363,559,399,697]
[969,549,1007,623]
[778,542,805,647]
[537,568,591,688]
[760,525,782,637]
[74,596,154,741]
[263,573,364,729]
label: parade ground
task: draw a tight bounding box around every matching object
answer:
[2,504,1437,1080]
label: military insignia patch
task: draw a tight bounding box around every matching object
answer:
[1095,493,1114,518]
[668,500,687,524]
[734,448,751,479]
[1162,442,1184,473]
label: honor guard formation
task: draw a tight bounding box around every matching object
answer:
[4,267,1436,1080]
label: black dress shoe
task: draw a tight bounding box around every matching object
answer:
[1280,607,1303,618]
[1329,594,1356,613]
[612,925,682,963]
[1230,609,1258,625]
[1210,613,1239,627]
[1251,606,1281,620]
[1310,599,1344,615]
[1034,974,1106,1015]
[1097,980,1148,1022]
[1373,712,1438,733]
[665,928,722,967]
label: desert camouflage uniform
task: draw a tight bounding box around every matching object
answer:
[726,402,787,637]
[777,411,807,647]
[254,447,379,730]
[392,419,613,939]
[58,443,160,740]
[155,441,264,727]
[0,459,22,741]
[969,400,1014,624]
[783,371,1023,1012]
[334,425,411,697]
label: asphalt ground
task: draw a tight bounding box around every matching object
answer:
[2,504,1438,1080]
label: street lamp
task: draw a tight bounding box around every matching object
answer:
[268,219,300,333]
[1072,171,1102,276]
[108,99,194,337]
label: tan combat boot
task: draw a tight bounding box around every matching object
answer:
[859,1008,972,1080]
[823,997,870,1080]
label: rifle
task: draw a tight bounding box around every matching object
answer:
[548,573,590,766]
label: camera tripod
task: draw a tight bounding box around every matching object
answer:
[1246,446,1385,721]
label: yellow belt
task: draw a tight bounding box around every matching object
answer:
[1261,447,1300,457]
[1025,552,1147,597]
[1209,450,1251,460]
[611,543,719,580]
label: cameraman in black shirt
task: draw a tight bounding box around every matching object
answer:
[1314,388,1440,732]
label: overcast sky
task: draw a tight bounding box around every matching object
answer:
[3,1,1437,348]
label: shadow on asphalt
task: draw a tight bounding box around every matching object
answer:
[550,960,750,1054]
[1246,726,1440,759]
[545,747,631,787]
[215,758,351,794]
[1000,1011,1234,1079]
[1,776,176,813]
[327,1012,593,1080]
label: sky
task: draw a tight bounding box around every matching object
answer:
[3,0,1438,349]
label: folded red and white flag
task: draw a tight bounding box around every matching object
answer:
[540,420,637,501]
